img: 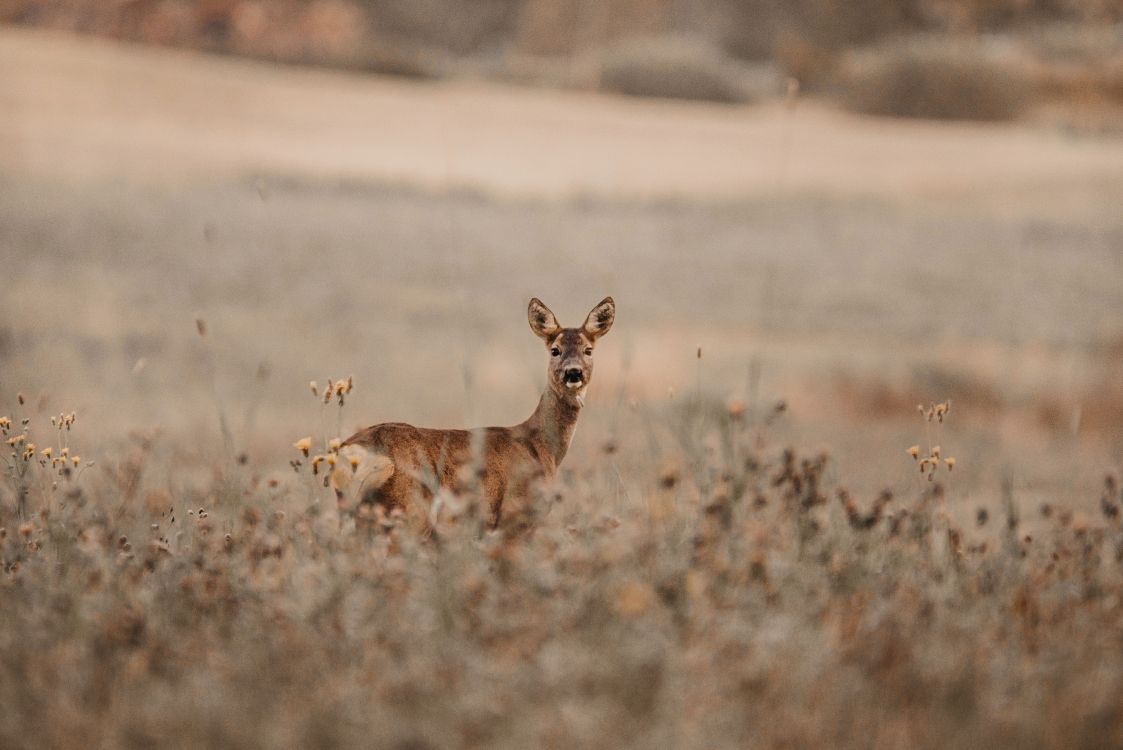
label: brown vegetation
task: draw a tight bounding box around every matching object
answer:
[3,391,1123,748]
[837,36,1035,121]
[596,37,751,103]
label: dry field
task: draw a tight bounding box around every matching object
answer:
[2,27,1123,749]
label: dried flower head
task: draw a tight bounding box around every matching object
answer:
[293,437,312,457]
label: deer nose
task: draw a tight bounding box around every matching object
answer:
[563,368,584,383]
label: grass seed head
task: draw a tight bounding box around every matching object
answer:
[293,437,312,457]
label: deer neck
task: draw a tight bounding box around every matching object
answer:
[525,387,583,466]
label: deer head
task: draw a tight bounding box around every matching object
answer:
[528,297,615,407]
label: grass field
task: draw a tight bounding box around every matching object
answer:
[2,27,1123,749]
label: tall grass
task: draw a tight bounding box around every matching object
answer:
[2,391,1122,749]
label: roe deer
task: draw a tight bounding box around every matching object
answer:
[332,297,615,535]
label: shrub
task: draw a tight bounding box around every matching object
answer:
[596,36,751,104]
[837,35,1035,121]
[359,0,521,55]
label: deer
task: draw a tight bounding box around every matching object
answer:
[331,297,615,536]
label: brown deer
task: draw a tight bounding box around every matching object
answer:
[331,297,615,535]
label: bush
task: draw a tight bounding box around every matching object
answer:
[596,36,751,104]
[837,35,1035,121]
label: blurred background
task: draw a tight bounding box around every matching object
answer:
[1,0,1121,512]
[4,0,1123,120]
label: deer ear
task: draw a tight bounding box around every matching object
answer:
[582,297,615,340]
[528,298,561,340]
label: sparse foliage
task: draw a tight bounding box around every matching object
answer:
[1,393,1121,749]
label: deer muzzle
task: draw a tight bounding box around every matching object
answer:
[563,368,585,387]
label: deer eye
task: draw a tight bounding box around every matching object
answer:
[550,348,561,357]
[584,348,593,356]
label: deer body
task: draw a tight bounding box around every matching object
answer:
[332,297,615,534]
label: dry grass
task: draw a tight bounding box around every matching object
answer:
[3,388,1123,749]
[1,166,1121,743]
